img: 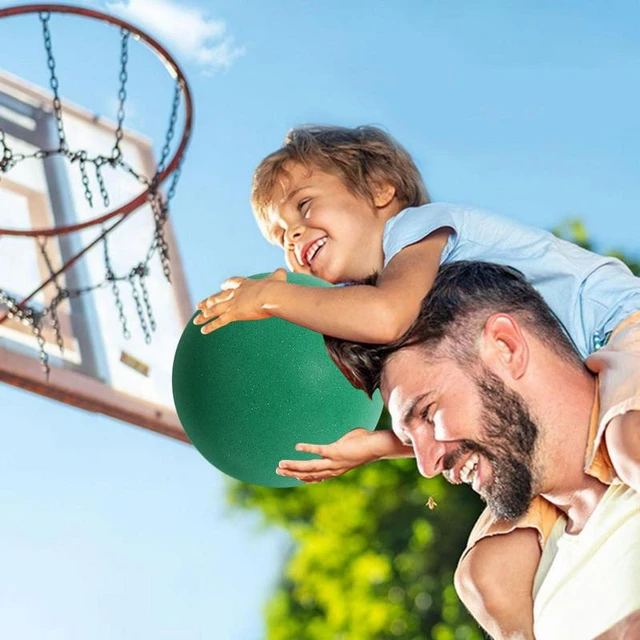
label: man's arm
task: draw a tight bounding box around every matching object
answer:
[195,229,449,343]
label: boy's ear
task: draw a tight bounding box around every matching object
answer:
[372,181,396,208]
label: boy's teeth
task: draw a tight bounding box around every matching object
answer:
[306,237,327,264]
[459,453,479,485]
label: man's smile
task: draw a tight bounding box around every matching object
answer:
[444,451,480,486]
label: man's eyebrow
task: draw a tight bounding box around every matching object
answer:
[401,392,433,425]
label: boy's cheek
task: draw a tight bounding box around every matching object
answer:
[285,252,307,274]
[284,251,296,271]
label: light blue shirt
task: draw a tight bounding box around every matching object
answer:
[383,203,640,359]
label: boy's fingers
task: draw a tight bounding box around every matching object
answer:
[193,309,214,324]
[193,301,228,325]
[295,442,326,455]
[276,467,310,479]
[303,473,334,483]
[200,312,233,334]
[278,458,331,472]
[197,295,219,310]
[269,268,288,281]
[276,468,331,483]
[197,290,234,311]
[221,276,245,290]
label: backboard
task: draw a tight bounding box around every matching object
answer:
[0,68,192,442]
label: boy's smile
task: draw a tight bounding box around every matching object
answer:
[268,162,400,283]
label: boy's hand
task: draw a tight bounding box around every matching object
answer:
[593,610,640,639]
[276,428,381,483]
[194,269,287,334]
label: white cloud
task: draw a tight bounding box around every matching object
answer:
[105,0,246,73]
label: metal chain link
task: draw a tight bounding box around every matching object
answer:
[39,11,68,152]
[148,192,171,281]
[155,81,181,176]
[37,236,65,353]
[48,289,68,354]
[102,226,130,339]
[76,151,94,207]
[0,130,14,172]
[138,273,156,332]
[95,163,110,207]
[128,265,151,344]
[165,152,184,202]
[0,289,51,378]
[31,313,50,381]
[111,29,130,163]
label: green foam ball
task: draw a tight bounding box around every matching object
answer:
[172,272,383,487]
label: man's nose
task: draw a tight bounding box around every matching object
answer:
[413,436,447,479]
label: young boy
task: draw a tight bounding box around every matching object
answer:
[193,125,640,638]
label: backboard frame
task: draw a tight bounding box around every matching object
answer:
[0,68,192,442]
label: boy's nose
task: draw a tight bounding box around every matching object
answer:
[286,223,304,243]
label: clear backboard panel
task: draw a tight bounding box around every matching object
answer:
[0,69,191,441]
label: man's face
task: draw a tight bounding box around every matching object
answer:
[267,162,387,284]
[381,347,540,520]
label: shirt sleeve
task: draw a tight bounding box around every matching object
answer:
[382,203,466,267]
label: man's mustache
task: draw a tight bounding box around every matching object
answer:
[442,440,492,472]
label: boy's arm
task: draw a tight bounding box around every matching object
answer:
[195,228,450,343]
[603,412,640,493]
[593,610,640,640]
[454,528,539,640]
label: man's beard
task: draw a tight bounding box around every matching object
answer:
[444,367,540,521]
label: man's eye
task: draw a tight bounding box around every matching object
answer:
[421,405,434,424]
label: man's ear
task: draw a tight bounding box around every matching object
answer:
[372,181,396,209]
[479,313,529,380]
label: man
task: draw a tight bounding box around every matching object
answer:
[325,261,640,639]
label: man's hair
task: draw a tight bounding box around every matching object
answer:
[325,261,584,397]
[251,125,430,244]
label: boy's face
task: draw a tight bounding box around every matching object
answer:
[268,162,390,284]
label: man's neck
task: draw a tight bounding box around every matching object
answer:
[540,476,608,534]
[532,362,606,532]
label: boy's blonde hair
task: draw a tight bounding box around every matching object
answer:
[251,125,430,244]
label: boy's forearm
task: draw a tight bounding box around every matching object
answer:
[370,429,415,460]
[262,280,402,343]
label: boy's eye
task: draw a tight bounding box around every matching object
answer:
[297,198,311,215]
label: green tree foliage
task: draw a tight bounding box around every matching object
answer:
[228,222,638,639]
[231,440,485,640]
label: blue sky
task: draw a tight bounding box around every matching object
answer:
[1,1,639,638]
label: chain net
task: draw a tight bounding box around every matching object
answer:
[0,10,187,378]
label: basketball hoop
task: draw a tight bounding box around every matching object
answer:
[0,3,193,377]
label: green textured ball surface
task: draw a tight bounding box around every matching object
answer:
[172,272,383,487]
